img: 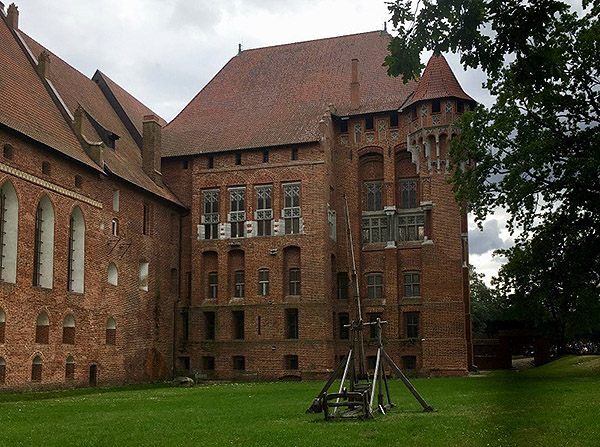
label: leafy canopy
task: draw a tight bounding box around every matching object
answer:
[385,0,600,342]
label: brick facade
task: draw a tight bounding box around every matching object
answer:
[0,4,475,390]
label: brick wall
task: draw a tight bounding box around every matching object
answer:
[0,127,181,390]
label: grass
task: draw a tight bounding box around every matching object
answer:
[0,356,598,446]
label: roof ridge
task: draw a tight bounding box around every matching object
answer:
[241,30,386,54]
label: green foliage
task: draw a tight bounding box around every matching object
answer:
[469,264,501,335]
[386,0,600,342]
[1,359,599,446]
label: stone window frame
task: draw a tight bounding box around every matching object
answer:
[255,185,273,237]
[362,214,388,244]
[202,189,220,240]
[397,213,425,242]
[228,187,246,239]
[282,182,301,235]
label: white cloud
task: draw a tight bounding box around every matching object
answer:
[14,0,487,121]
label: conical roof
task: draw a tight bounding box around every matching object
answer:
[406,55,474,107]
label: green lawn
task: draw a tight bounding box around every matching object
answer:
[0,356,598,447]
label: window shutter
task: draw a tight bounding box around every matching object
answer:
[222,223,231,239]
[248,221,257,238]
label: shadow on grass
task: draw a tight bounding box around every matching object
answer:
[0,382,170,403]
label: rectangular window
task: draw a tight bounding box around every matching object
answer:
[337,273,348,300]
[204,312,215,340]
[67,215,76,291]
[400,179,418,209]
[258,269,270,296]
[340,120,348,133]
[142,203,150,235]
[139,261,149,291]
[405,312,419,338]
[203,190,219,239]
[286,308,298,339]
[367,273,383,299]
[285,355,298,370]
[402,355,416,370]
[208,156,214,169]
[339,313,349,340]
[362,216,388,244]
[234,270,245,297]
[208,272,218,299]
[233,311,244,339]
[229,188,246,238]
[289,268,301,295]
[233,356,245,370]
[397,213,425,242]
[404,272,421,297]
[365,116,374,130]
[202,356,215,370]
[390,113,399,127]
[365,181,383,211]
[235,153,242,165]
[283,183,301,235]
[291,147,299,160]
[432,99,441,113]
[256,186,273,236]
[263,151,269,163]
[112,189,120,212]
[328,209,336,240]
[368,313,382,339]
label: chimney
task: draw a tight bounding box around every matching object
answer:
[350,59,360,110]
[142,114,162,185]
[6,3,18,30]
[37,51,50,78]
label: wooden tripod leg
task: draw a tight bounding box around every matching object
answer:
[381,349,434,412]
[306,353,349,413]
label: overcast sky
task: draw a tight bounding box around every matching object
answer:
[15,0,507,284]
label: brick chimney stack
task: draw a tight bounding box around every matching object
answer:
[350,58,360,110]
[37,51,50,78]
[6,3,18,30]
[142,114,162,185]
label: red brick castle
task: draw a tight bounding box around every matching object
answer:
[0,3,474,389]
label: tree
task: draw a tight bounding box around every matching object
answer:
[385,0,600,343]
[469,264,500,336]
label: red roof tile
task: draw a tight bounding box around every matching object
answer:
[19,32,183,206]
[406,55,474,107]
[163,31,418,156]
[0,18,98,170]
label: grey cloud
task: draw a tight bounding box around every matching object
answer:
[469,219,509,255]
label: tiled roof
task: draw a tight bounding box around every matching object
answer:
[0,18,99,170]
[406,55,474,107]
[96,70,167,135]
[163,31,418,157]
[19,32,183,206]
